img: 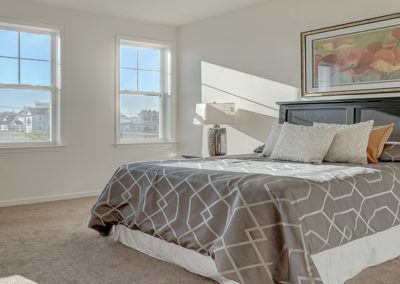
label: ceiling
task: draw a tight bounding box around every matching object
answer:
[28,0,265,26]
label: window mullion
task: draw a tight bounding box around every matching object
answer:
[19,57,51,62]
[18,32,20,85]
[159,49,165,140]
[120,90,161,96]
[50,33,55,143]
[136,47,139,92]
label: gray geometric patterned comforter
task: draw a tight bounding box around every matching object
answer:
[89,154,400,284]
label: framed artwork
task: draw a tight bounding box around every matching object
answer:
[301,13,400,97]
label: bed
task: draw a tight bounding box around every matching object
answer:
[89,97,400,284]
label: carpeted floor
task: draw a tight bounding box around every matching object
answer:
[0,197,399,284]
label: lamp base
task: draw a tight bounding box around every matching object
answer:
[208,125,227,156]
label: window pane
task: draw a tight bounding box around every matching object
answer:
[138,48,160,70]
[20,32,51,60]
[120,68,137,91]
[0,29,18,57]
[0,89,51,143]
[120,45,137,68]
[0,58,18,84]
[120,94,159,139]
[138,70,159,92]
[21,60,51,86]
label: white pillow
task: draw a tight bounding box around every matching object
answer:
[314,120,374,164]
[269,123,337,164]
[262,123,283,157]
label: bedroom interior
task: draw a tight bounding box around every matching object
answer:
[1,0,400,284]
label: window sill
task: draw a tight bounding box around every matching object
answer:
[114,141,178,148]
[0,144,66,154]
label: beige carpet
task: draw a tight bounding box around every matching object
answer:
[0,197,399,284]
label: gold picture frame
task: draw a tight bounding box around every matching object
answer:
[301,13,400,97]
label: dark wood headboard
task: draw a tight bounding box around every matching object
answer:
[277,97,400,142]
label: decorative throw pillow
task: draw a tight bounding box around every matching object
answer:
[314,120,374,164]
[367,124,394,163]
[379,142,400,162]
[262,123,283,157]
[269,123,337,164]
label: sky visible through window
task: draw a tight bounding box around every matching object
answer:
[120,45,160,117]
[0,89,49,112]
[120,94,159,117]
[0,29,51,112]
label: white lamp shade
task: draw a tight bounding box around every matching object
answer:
[194,103,236,125]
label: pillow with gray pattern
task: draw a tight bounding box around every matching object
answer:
[262,123,283,157]
[269,123,337,164]
[314,120,374,164]
[379,142,400,162]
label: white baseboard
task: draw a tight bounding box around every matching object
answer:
[0,190,101,207]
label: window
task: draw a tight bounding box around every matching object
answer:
[117,37,172,143]
[0,22,61,147]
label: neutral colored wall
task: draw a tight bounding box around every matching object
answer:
[199,61,298,154]
[178,0,400,155]
[0,0,178,205]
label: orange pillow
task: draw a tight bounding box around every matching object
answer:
[367,124,394,163]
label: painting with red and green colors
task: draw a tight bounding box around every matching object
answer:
[313,26,400,88]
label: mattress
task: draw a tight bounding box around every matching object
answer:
[89,154,400,283]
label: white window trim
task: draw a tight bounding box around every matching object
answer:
[0,19,62,149]
[115,35,175,146]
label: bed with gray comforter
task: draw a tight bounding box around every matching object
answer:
[89,154,400,284]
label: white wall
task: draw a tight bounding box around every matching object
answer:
[178,0,400,156]
[0,0,178,205]
[199,61,298,154]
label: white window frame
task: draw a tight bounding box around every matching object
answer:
[0,20,61,149]
[116,35,173,145]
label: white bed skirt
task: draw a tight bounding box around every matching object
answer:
[112,224,400,284]
[112,225,238,284]
[311,224,400,284]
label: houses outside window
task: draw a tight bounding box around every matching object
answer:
[117,37,172,144]
[0,21,61,146]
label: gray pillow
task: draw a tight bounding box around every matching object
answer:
[314,121,373,164]
[379,142,400,162]
[269,123,337,164]
[262,123,283,157]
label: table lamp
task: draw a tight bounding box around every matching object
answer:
[194,102,236,156]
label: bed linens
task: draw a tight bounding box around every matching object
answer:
[160,158,377,182]
[89,154,400,284]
